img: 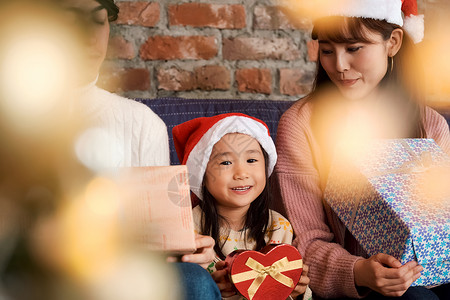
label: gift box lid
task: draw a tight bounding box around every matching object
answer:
[118,166,197,254]
[225,244,303,300]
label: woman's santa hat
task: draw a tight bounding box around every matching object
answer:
[330,0,423,43]
[172,113,277,200]
[282,0,424,43]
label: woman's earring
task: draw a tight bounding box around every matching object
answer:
[390,56,394,73]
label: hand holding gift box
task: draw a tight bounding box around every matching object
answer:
[225,244,303,300]
[324,139,450,286]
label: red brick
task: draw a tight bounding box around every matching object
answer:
[279,69,314,96]
[223,37,300,61]
[116,2,160,27]
[169,3,245,29]
[157,68,196,91]
[140,36,218,60]
[98,68,150,93]
[236,69,272,94]
[307,40,319,62]
[253,6,312,30]
[195,65,230,90]
[106,35,135,59]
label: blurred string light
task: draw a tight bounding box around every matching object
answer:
[74,128,124,174]
[0,3,83,132]
[275,0,349,24]
[311,89,411,168]
[31,175,180,300]
[0,3,179,299]
[415,165,450,207]
[416,7,450,106]
[60,177,122,281]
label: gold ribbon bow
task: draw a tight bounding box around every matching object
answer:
[231,257,303,300]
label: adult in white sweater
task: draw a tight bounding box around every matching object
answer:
[63,1,220,299]
[75,80,170,169]
[62,0,168,169]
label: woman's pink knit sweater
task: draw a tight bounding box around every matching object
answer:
[274,100,450,298]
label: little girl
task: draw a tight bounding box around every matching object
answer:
[173,113,312,300]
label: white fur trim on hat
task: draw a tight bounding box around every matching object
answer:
[280,0,424,43]
[185,115,277,200]
[321,0,403,26]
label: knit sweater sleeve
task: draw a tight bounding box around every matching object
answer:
[424,106,450,154]
[274,101,364,298]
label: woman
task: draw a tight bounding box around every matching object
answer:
[59,1,220,299]
[275,0,450,299]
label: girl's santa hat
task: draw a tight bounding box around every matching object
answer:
[173,113,277,200]
[282,0,424,43]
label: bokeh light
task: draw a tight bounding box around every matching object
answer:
[74,128,124,174]
[0,2,180,299]
[30,175,180,300]
[415,165,450,207]
[275,0,351,25]
[0,2,83,131]
[416,8,450,106]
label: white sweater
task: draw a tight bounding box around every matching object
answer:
[74,84,170,170]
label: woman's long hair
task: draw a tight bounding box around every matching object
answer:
[199,147,271,260]
[307,16,426,139]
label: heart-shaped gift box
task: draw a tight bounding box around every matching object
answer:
[225,244,303,300]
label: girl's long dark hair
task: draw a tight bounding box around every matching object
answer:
[199,147,271,260]
[307,17,426,139]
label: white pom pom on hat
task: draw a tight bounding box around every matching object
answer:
[401,0,424,44]
[172,113,277,200]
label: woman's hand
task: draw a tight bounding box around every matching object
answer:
[211,261,236,298]
[290,264,310,298]
[354,253,423,297]
[181,234,215,268]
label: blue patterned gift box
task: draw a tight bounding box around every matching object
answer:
[324,139,450,286]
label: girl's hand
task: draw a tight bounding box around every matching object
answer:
[181,234,215,268]
[290,264,310,298]
[354,253,423,297]
[211,261,236,298]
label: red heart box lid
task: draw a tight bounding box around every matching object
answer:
[225,244,303,300]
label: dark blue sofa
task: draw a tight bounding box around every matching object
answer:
[138,98,294,165]
[137,97,450,165]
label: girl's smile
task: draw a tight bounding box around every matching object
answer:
[230,185,253,194]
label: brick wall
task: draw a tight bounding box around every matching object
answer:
[100,0,450,102]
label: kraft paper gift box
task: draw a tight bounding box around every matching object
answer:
[324,139,450,286]
[118,166,196,254]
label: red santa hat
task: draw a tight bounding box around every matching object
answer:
[283,0,424,43]
[173,113,277,200]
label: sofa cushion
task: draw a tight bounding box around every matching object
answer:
[137,98,295,165]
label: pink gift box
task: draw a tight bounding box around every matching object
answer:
[119,166,196,254]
